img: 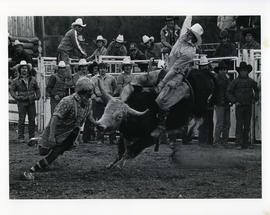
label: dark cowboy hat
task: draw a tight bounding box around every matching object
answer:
[218,60,228,70]
[236,62,253,73]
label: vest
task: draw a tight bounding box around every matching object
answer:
[50,74,67,98]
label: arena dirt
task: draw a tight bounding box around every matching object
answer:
[9,128,261,199]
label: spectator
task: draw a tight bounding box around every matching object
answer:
[213,61,231,146]
[9,61,40,143]
[91,63,117,144]
[46,61,72,115]
[23,77,97,180]
[106,34,127,56]
[214,30,237,57]
[87,61,99,78]
[9,40,35,79]
[142,35,162,59]
[87,35,107,61]
[116,57,134,95]
[128,42,147,72]
[160,16,181,53]
[217,16,237,41]
[227,62,259,149]
[57,18,87,64]
[73,59,90,85]
[241,29,260,49]
[129,42,146,60]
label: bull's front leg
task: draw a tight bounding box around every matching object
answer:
[106,134,125,169]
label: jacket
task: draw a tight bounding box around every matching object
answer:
[46,74,68,98]
[106,41,127,56]
[10,76,40,105]
[160,24,181,48]
[226,76,259,105]
[214,74,231,105]
[58,29,86,56]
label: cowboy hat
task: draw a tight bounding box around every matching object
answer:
[122,57,135,69]
[199,55,211,66]
[236,62,253,73]
[57,61,66,68]
[157,60,165,69]
[75,77,94,93]
[98,62,109,69]
[187,23,204,45]
[13,39,24,47]
[78,58,89,67]
[142,35,154,44]
[15,60,32,72]
[114,34,126,43]
[242,28,256,38]
[71,18,86,27]
[94,35,107,46]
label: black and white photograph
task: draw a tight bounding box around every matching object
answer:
[2,0,270,214]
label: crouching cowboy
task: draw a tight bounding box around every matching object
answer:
[24,77,98,180]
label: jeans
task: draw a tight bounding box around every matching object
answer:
[235,105,252,147]
[17,102,36,140]
[214,105,231,144]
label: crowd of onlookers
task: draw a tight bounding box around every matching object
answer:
[8,16,261,149]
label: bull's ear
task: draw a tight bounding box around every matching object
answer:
[98,79,113,102]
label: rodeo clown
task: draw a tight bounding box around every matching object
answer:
[24,77,98,180]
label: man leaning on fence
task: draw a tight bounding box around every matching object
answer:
[10,61,40,144]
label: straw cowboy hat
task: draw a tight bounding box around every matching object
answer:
[142,35,155,44]
[122,57,134,69]
[157,60,165,69]
[78,58,89,67]
[71,18,86,27]
[15,60,32,72]
[57,61,66,68]
[114,34,126,43]
[199,55,211,66]
[187,23,204,45]
[75,77,94,93]
[236,62,253,73]
[14,39,24,47]
[94,35,107,46]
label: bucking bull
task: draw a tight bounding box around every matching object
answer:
[96,68,216,169]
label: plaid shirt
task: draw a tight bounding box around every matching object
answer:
[39,93,92,147]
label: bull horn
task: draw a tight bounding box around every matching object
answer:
[98,78,113,102]
[126,104,149,116]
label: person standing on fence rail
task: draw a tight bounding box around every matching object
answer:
[226,62,259,149]
[9,60,40,144]
[24,77,98,180]
[57,18,87,64]
[46,61,71,115]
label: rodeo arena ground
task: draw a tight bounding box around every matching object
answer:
[8,16,262,199]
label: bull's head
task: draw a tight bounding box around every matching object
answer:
[96,79,148,132]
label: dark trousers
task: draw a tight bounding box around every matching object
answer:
[17,102,36,139]
[198,109,214,145]
[33,128,79,172]
[235,105,252,147]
